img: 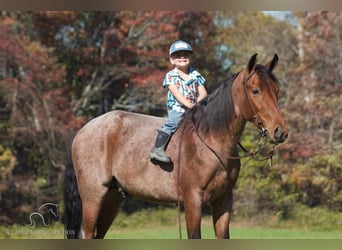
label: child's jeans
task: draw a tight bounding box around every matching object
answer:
[160,109,184,135]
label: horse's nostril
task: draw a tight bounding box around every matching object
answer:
[274,126,282,140]
[274,127,289,143]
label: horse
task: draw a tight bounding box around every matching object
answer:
[63,54,289,239]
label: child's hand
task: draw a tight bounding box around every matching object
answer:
[184,101,195,109]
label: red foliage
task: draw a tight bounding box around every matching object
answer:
[0,16,84,178]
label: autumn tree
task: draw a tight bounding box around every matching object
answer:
[290,11,342,154]
[30,11,220,119]
[211,11,299,128]
[278,11,342,211]
[0,12,83,223]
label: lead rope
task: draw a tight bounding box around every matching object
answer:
[176,120,189,239]
[190,109,275,170]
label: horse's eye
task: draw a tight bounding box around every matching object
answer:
[252,88,261,95]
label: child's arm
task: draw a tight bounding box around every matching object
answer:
[197,85,208,102]
[168,85,195,109]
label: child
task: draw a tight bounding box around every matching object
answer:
[150,40,208,163]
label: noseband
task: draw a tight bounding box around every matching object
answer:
[242,70,267,138]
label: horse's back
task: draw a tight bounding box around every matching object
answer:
[72,110,165,170]
[72,110,178,202]
[74,110,164,146]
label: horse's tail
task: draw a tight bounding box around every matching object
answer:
[63,145,82,239]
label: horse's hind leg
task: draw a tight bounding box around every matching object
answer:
[81,199,104,239]
[95,189,124,239]
[79,182,112,239]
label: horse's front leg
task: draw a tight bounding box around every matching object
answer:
[183,190,203,239]
[210,189,233,239]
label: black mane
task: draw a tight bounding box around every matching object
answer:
[182,72,239,133]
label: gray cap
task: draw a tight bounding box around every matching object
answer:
[169,40,193,55]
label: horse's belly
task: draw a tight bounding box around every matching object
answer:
[113,151,179,204]
[115,168,178,204]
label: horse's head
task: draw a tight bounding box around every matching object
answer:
[234,54,289,144]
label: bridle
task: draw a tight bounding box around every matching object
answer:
[242,70,268,138]
[193,69,275,167]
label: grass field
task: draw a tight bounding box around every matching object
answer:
[1,222,342,239]
[106,224,342,239]
[2,219,342,239]
[1,208,342,239]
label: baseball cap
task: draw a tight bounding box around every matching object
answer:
[169,40,193,55]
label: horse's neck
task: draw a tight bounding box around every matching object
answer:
[230,115,247,145]
[204,115,247,158]
[226,115,246,146]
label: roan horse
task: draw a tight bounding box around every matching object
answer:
[63,54,289,239]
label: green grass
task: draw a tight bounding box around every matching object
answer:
[2,222,341,239]
[1,207,342,239]
[106,225,342,239]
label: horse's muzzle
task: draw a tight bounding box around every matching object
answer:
[272,126,289,144]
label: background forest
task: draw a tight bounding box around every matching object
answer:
[0,11,341,227]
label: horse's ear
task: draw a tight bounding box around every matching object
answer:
[266,54,278,72]
[247,53,257,73]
